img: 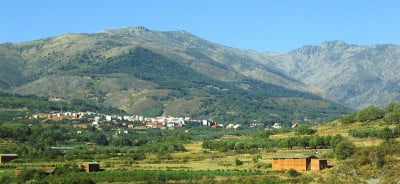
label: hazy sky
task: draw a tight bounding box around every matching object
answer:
[1,0,399,51]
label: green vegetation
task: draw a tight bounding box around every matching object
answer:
[288,169,301,177]
[349,127,400,140]
[0,92,122,121]
[294,125,316,135]
[0,169,275,183]
[355,106,385,122]
[323,139,400,183]
[345,103,400,140]
[235,159,243,166]
[0,93,398,183]
[383,109,400,124]
[341,103,400,125]
[333,139,355,160]
[203,134,345,153]
[339,112,357,124]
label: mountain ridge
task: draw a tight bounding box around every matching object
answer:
[263,40,400,109]
[2,27,399,110]
[0,26,350,124]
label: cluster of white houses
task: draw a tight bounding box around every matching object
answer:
[28,111,243,130]
[29,111,302,131]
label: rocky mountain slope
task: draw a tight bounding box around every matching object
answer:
[262,41,400,109]
[0,27,348,124]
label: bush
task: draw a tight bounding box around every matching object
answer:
[295,125,316,135]
[0,176,13,184]
[252,154,262,163]
[379,127,395,141]
[330,134,344,147]
[264,163,272,169]
[377,139,400,155]
[131,152,146,161]
[235,159,243,166]
[288,169,300,177]
[54,164,84,175]
[356,106,384,122]
[339,113,356,124]
[383,109,400,124]
[334,140,355,160]
[385,103,400,113]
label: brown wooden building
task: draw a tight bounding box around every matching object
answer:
[80,162,100,172]
[272,155,328,171]
[0,154,18,164]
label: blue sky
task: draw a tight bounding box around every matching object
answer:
[1,0,400,51]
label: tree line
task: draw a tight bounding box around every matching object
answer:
[203,134,355,160]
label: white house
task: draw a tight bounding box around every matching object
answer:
[105,115,112,122]
[92,121,99,126]
[226,124,234,129]
[233,124,241,129]
[272,123,282,129]
[138,116,144,121]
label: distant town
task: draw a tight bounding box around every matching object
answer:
[27,111,299,132]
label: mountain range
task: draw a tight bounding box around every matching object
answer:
[2,26,397,124]
[261,40,400,109]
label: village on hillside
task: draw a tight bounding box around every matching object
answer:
[27,111,300,132]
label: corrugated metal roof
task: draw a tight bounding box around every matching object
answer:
[273,155,318,159]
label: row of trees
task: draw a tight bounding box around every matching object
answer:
[0,121,193,160]
[348,127,400,140]
[202,134,355,159]
[340,103,400,124]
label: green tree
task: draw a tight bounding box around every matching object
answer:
[295,125,316,135]
[339,113,356,124]
[309,135,323,149]
[383,109,400,124]
[93,133,109,146]
[356,106,384,122]
[385,103,400,113]
[297,136,309,148]
[112,136,133,146]
[330,134,344,147]
[379,127,394,141]
[334,140,355,160]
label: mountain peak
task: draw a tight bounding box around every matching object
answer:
[321,40,349,48]
[101,26,153,35]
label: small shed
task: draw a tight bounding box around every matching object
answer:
[311,159,328,171]
[0,154,18,164]
[80,162,100,172]
[272,155,328,171]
